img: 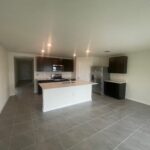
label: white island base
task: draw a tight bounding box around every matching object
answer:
[39,81,94,112]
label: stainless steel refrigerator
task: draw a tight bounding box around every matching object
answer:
[91,66,110,95]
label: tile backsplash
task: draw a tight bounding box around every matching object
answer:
[110,73,127,82]
[34,72,74,80]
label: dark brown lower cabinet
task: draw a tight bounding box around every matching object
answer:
[104,81,126,99]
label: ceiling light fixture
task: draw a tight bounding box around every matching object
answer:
[86,49,90,54]
[104,50,111,53]
[41,49,45,53]
[47,36,52,48]
[73,52,76,57]
[47,42,52,47]
[86,40,91,56]
[73,49,77,57]
[41,42,45,54]
[86,49,90,57]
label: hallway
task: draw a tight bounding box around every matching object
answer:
[15,81,34,96]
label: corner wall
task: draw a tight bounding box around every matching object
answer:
[0,46,9,113]
[109,50,150,105]
[126,50,150,105]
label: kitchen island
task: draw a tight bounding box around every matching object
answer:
[39,80,95,112]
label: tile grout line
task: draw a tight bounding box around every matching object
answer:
[8,113,17,150]
[61,101,135,149]
[67,114,130,150]
[56,109,114,139]
[7,100,114,145]
[18,101,117,150]
[59,111,134,150]
[113,124,145,150]
[2,95,134,150]
[21,100,117,150]
[42,102,128,149]
[37,102,115,133]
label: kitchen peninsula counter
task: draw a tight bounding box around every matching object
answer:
[39,80,94,90]
[39,80,95,112]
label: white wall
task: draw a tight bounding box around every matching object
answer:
[76,56,109,81]
[0,46,9,113]
[126,50,150,105]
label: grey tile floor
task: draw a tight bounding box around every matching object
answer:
[1,83,150,150]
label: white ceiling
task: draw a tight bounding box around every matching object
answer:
[0,0,150,57]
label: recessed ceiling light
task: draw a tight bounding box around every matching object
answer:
[47,43,52,47]
[104,50,111,53]
[41,42,45,53]
[41,49,45,53]
[86,49,90,53]
[73,52,76,57]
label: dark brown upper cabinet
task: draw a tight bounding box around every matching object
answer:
[108,56,128,73]
[62,59,74,72]
[36,57,52,72]
[36,57,74,72]
[50,58,62,65]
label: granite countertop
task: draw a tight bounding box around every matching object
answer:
[35,78,75,81]
[104,80,126,84]
[39,80,96,90]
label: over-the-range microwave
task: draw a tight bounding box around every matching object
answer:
[52,64,64,72]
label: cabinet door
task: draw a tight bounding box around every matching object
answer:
[104,82,113,96]
[62,59,74,72]
[104,82,126,99]
[36,57,43,71]
[36,57,64,71]
[109,56,127,73]
[108,57,117,73]
[36,57,74,72]
[50,58,62,65]
[36,57,52,71]
[117,56,127,73]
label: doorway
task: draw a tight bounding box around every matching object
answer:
[14,57,34,89]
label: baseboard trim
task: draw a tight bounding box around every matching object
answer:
[126,97,150,106]
[0,96,9,114]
